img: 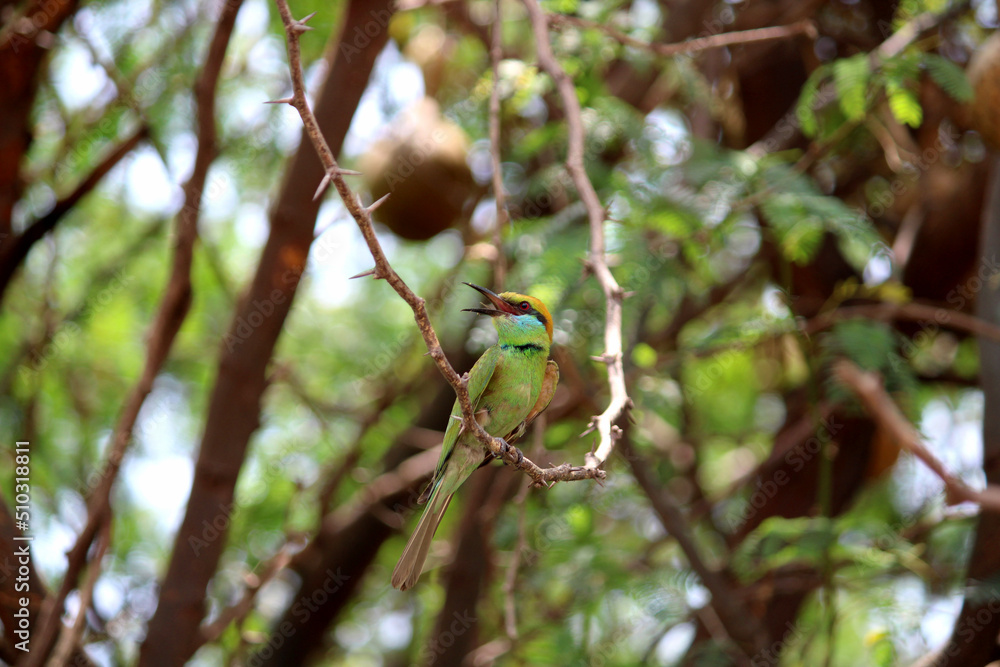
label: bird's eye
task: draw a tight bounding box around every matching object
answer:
[519,301,530,311]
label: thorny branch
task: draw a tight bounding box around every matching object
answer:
[834,360,1000,512]
[522,0,630,468]
[549,15,817,58]
[273,0,604,487]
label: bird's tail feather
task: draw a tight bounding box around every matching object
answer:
[391,489,453,590]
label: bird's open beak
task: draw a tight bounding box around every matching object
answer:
[462,282,518,317]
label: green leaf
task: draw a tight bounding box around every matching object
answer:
[543,0,579,13]
[756,161,879,269]
[827,320,897,372]
[796,65,829,138]
[631,342,658,369]
[647,207,698,238]
[881,53,921,88]
[734,517,838,577]
[834,54,871,121]
[759,193,824,264]
[924,53,973,102]
[887,83,923,127]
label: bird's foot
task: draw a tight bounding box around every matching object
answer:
[497,438,523,466]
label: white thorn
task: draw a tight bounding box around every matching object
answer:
[312,172,331,201]
[367,192,391,214]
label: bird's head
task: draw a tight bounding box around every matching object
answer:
[463,283,554,343]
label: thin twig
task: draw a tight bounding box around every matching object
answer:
[274,0,604,487]
[46,516,111,667]
[833,360,1000,512]
[489,0,507,290]
[550,15,816,58]
[522,0,630,469]
[200,541,300,643]
[0,125,148,307]
[310,272,471,518]
[803,302,1000,345]
[688,299,1000,362]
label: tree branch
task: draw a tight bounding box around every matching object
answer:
[803,301,1000,344]
[549,15,816,58]
[0,124,147,307]
[46,517,110,667]
[199,540,300,644]
[833,359,1000,512]
[273,0,604,487]
[522,0,630,469]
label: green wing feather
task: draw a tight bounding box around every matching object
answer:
[393,347,503,590]
[441,346,499,452]
[504,359,559,443]
[418,346,499,503]
[525,359,559,425]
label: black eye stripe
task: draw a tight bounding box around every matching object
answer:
[502,298,548,330]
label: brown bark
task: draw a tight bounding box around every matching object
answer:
[0,0,80,234]
[0,0,82,305]
[137,0,394,663]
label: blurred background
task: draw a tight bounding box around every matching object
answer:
[2,0,1000,664]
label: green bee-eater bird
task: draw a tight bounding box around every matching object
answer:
[391,283,559,590]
